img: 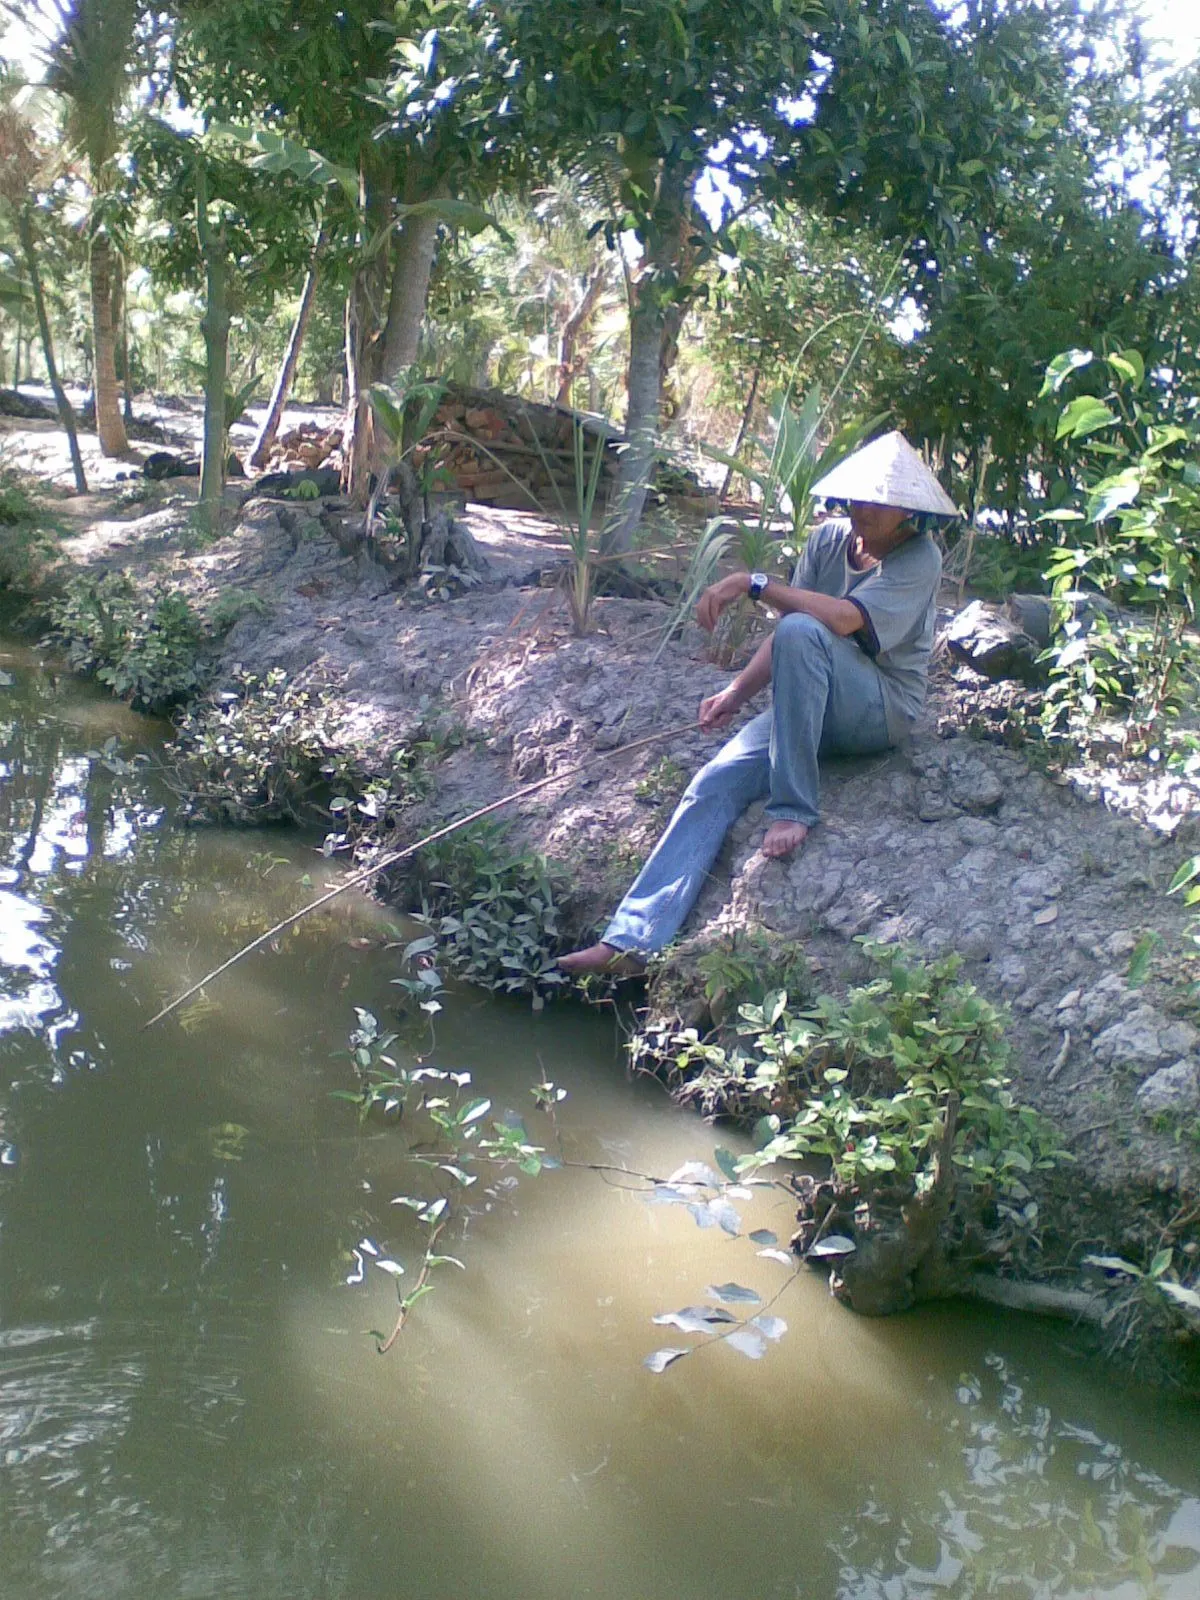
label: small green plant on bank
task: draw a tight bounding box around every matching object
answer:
[0,466,56,591]
[408,819,569,995]
[1038,348,1200,755]
[48,572,206,713]
[170,668,433,827]
[1082,1246,1200,1345]
[633,755,686,806]
[643,943,1064,1266]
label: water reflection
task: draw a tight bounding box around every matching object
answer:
[1,642,1199,1600]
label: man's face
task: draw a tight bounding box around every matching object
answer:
[848,500,909,542]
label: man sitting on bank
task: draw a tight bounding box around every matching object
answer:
[558,431,957,977]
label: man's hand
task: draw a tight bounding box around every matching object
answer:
[698,684,742,732]
[696,571,749,633]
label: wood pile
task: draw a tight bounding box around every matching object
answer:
[266,421,344,474]
[259,383,712,514]
[422,383,622,513]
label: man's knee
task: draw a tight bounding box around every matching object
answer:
[775,610,835,659]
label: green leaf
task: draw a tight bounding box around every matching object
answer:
[1126,933,1159,988]
[1056,396,1117,441]
[1168,856,1200,896]
[1083,1253,1142,1278]
[1105,349,1144,387]
[1086,469,1141,523]
[1039,349,1093,398]
[1158,1281,1200,1312]
[1149,1247,1174,1279]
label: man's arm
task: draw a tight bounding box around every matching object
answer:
[696,570,862,637]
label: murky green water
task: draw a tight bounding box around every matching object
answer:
[2,637,1199,1600]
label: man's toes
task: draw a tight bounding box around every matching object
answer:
[761,822,809,859]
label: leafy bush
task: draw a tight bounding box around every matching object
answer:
[1037,348,1200,753]
[48,572,206,712]
[650,943,1063,1260]
[171,668,437,828]
[406,819,569,995]
[0,467,56,591]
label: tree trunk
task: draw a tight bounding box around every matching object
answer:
[379,201,442,382]
[720,364,762,501]
[16,207,87,493]
[555,265,607,407]
[249,220,327,469]
[343,153,395,505]
[601,164,693,557]
[89,225,129,456]
[601,284,664,556]
[114,268,134,423]
[196,166,230,536]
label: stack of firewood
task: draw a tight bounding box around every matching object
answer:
[267,422,344,473]
[257,384,711,513]
[425,385,620,512]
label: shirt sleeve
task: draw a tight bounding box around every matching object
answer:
[790,520,835,590]
[848,537,942,656]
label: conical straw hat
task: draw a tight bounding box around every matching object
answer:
[810,431,958,517]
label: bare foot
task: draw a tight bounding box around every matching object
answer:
[557,942,647,977]
[761,820,809,860]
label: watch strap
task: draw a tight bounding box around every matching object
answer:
[748,571,769,600]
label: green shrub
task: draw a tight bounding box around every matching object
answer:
[650,942,1064,1251]
[48,572,206,712]
[0,468,56,592]
[407,820,569,995]
[171,668,435,828]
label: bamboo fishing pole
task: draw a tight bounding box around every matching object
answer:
[144,718,701,1028]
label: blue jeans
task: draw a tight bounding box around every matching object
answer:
[603,614,893,955]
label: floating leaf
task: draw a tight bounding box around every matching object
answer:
[439,1164,477,1186]
[713,1146,741,1181]
[758,1248,795,1266]
[426,1254,466,1270]
[374,1258,405,1278]
[667,1161,722,1188]
[752,1314,788,1341]
[644,1185,692,1206]
[644,1347,690,1373]
[749,1229,778,1248]
[459,1098,491,1125]
[707,1281,761,1305]
[1033,906,1059,926]
[357,1238,380,1257]
[652,1305,736,1334]
[707,1198,742,1236]
[807,1234,857,1259]
[725,1326,768,1359]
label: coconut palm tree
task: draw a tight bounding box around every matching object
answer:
[45,0,137,458]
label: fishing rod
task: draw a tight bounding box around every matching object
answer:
[144,718,701,1029]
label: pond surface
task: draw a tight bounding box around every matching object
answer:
[1,637,1199,1600]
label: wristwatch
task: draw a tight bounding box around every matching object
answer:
[747,571,770,600]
